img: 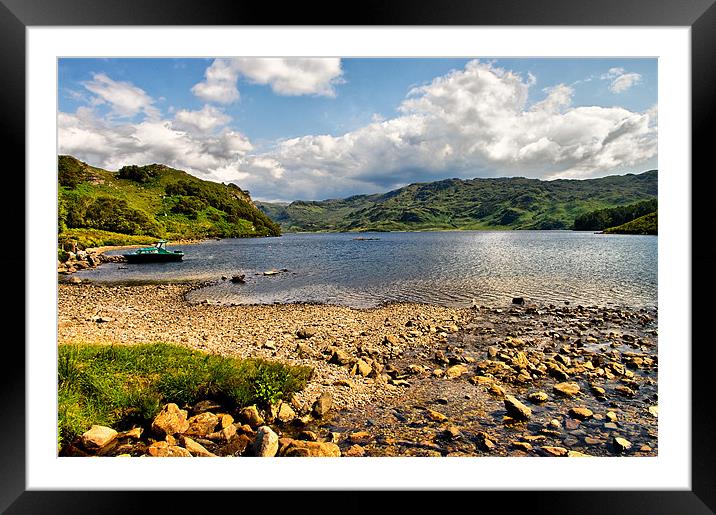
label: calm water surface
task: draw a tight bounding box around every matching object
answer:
[76,231,657,308]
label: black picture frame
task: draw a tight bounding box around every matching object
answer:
[2,0,713,512]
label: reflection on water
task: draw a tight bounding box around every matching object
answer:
[76,231,657,308]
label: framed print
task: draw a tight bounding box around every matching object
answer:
[3,0,715,512]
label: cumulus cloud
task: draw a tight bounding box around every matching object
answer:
[59,61,657,202]
[174,105,232,132]
[601,67,642,93]
[192,58,344,103]
[83,73,157,118]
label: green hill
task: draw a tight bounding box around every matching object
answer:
[58,155,280,249]
[603,211,658,235]
[257,170,658,232]
[573,198,657,231]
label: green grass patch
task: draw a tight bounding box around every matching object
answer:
[57,342,313,446]
[58,228,158,250]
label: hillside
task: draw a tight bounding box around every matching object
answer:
[573,198,657,231]
[603,211,658,235]
[257,170,658,232]
[58,155,280,249]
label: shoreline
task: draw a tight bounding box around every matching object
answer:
[58,281,658,457]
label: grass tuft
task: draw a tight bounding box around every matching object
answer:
[57,342,313,446]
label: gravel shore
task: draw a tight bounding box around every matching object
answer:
[58,282,658,457]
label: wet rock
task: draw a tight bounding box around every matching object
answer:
[253,426,279,457]
[239,405,265,428]
[504,395,532,420]
[312,392,333,418]
[186,412,219,437]
[279,439,341,457]
[553,382,581,397]
[569,407,594,420]
[152,403,189,436]
[81,425,118,450]
[613,437,632,452]
[528,391,549,403]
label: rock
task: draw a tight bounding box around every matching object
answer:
[488,384,506,398]
[238,405,265,428]
[253,426,279,457]
[475,431,496,451]
[296,328,316,339]
[569,407,594,420]
[504,395,532,420]
[512,297,525,305]
[615,385,636,397]
[276,402,296,423]
[443,426,462,439]
[565,419,580,430]
[298,430,318,441]
[151,403,189,436]
[584,437,603,445]
[180,436,216,457]
[604,422,619,430]
[344,444,366,457]
[348,431,372,445]
[606,411,618,423]
[567,450,591,457]
[528,391,549,403]
[185,412,219,437]
[81,425,118,450]
[540,446,568,457]
[119,427,143,439]
[279,439,341,457]
[263,340,277,350]
[334,379,354,388]
[354,359,372,377]
[553,382,581,397]
[230,274,246,283]
[512,441,532,451]
[648,405,658,417]
[218,414,234,429]
[506,337,525,348]
[469,375,493,385]
[312,392,332,418]
[613,437,632,452]
[329,349,353,366]
[384,335,400,345]
[426,409,448,423]
[445,364,468,379]
[146,441,192,457]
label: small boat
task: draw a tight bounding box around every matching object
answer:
[122,240,184,263]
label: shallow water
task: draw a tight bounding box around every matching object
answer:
[76,231,657,309]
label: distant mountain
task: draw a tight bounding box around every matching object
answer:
[257,170,658,232]
[58,155,280,249]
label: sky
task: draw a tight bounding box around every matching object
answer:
[58,58,657,202]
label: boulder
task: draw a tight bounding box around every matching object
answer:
[151,403,189,436]
[296,328,316,339]
[81,425,118,450]
[528,391,549,403]
[312,392,332,418]
[276,402,296,423]
[253,426,279,457]
[504,395,532,420]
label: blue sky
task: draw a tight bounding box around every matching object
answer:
[58,57,657,202]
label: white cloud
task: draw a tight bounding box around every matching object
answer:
[191,58,344,104]
[59,60,657,202]
[82,73,157,118]
[174,105,232,132]
[601,67,642,93]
